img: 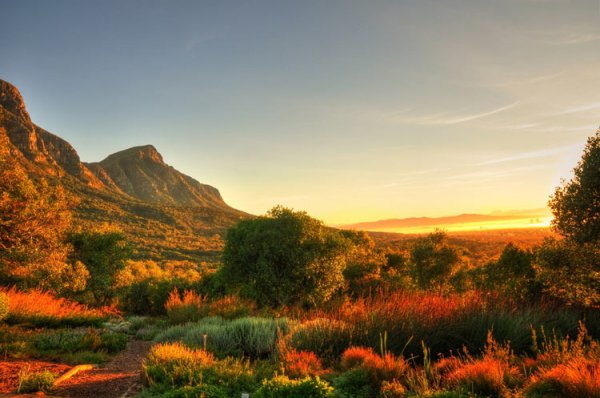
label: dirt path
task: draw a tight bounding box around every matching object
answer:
[53,340,152,398]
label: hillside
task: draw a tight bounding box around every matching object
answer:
[0,79,247,264]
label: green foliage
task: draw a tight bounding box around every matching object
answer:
[220,206,351,307]
[549,130,600,244]
[0,291,8,322]
[69,231,132,306]
[253,375,335,398]
[143,342,259,397]
[18,369,56,393]
[535,238,600,307]
[290,318,353,365]
[482,243,541,301]
[155,316,288,359]
[331,368,374,398]
[32,329,127,355]
[409,231,465,291]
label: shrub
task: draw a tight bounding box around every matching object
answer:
[207,295,256,319]
[290,318,353,364]
[340,346,408,386]
[380,379,406,398]
[525,357,600,398]
[143,342,215,386]
[3,287,114,327]
[282,349,324,378]
[142,342,258,396]
[445,358,519,398]
[33,329,127,355]
[0,291,8,322]
[18,369,57,393]
[155,317,288,359]
[165,288,206,324]
[331,368,373,398]
[253,375,334,398]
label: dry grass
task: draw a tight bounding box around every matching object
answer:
[341,346,408,385]
[3,287,115,327]
[526,357,600,398]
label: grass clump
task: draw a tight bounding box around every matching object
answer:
[253,375,334,398]
[18,369,57,393]
[155,316,288,359]
[142,342,259,396]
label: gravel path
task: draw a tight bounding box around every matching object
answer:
[53,340,151,398]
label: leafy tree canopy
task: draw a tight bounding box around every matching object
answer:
[69,231,132,306]
[0,131,84,293]
[549,130,600,244]
[220,206,353,308]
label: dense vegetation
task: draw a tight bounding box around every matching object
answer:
[0,129,598,396]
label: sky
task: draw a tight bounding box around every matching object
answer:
[1,0,599,225]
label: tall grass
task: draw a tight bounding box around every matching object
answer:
[2,287,116,327]
[290,291,586,362]
[155,316,289,358]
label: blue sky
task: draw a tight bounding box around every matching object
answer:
[2,0,599,223]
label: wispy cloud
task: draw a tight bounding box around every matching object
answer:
[476,145,577,166]
[542,32,600,45]
[561,101,600,114]
[388,102,519,126]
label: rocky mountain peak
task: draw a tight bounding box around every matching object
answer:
[0,79,31,123]
[102,144,165,165]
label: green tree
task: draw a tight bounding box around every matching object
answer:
[483,243,541,301]
[409,231,464,292]
[69,231,132,306]
[0,131,84,292]
[537,129,600,307]
[549,130,600,244]
[535,238,600,306]
[220,206,351,307]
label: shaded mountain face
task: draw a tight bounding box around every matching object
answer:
[0,79,245,263]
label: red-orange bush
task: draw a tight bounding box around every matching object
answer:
[165,288,206,324]
[341,346,408,384]
[282,349,324,378]
[2,287,115,327]
[526,357,600,397]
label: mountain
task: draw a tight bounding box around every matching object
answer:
[342,208,551,233]
[86,145,226,208]
[0,79,246,263]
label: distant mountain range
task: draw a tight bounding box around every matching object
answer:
[0,79,246,263]
[341,208,551,233]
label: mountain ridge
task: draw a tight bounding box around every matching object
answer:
[0,78,246,263]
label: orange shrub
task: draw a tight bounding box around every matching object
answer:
[282,349,324,378]
[380,380,406,398]
[207,295,256,319]
[446,357,519,398]
[341,346,408,384]
[2,287,115,327]
[526,357,600,398]
[165,288,206,323]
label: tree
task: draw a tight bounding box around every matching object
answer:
[0,131,84,292]
[538,129,600,306]
[408,231,464,292]
[483,243,541,301]
[69,231,132,306]
[549,130,600,244]
[220,206,351,307]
